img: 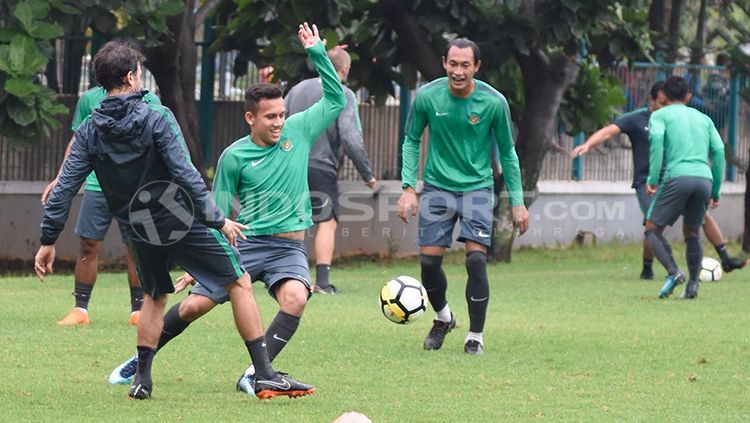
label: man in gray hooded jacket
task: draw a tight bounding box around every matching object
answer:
[34,38,315,400]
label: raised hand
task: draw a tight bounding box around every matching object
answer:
[298,22,320,49]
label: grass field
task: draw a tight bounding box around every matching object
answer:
[2,243,750,422]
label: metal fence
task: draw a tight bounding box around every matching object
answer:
[1,36,746,183]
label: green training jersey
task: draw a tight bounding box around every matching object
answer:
[212,42,345,236]
[647,104,725,199]
[400,78,524,206]
[71,87,161,191]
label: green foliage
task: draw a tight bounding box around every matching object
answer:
[559,60,627,135]
[215,0,651,126]
[0,0,184,144]
[0,0,66,143]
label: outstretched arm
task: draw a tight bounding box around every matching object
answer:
[570,124,622,158]
[286,22,346,144]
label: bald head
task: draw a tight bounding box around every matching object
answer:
[327,47,351,82]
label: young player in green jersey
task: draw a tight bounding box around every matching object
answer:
[108,22,345,395]
[645,76,726,299]
[571,82,746,280]
[41,40,159,326]
[397,38,529,355]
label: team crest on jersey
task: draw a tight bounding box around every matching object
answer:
[468,113,481,125]
[280,139,293,152]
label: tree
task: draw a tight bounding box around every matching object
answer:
[0,0,218,176]
[217,0,651,260]
[0,0,67,144]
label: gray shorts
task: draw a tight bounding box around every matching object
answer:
[191,236,312,304]
[74,190,128,242]
[646,176,712,229]
[308,167,339,223]
[417,184,494,248]
[132,222,245,299]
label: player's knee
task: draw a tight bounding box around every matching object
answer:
[465,251,487,274]
[277,280,307,314]
[420,254,443,273]
[79,238,101,258]
[178,296,215,320]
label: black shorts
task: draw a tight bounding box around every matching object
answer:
[131,221,245,298]
[646,176,712,229]
[308,167,339,223]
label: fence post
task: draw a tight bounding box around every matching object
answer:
[397,78,410,178]
[199,17,216,166]
[727,72,739,182]
[572,132,584,181]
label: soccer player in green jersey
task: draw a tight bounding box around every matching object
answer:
[571,81,746,280]
[645,76,726,299]
[41,40,161,326]
[108,22,345,395]
[397,38,529,355]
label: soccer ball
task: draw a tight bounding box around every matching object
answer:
[380,276,428,324]
[699,257,723,282]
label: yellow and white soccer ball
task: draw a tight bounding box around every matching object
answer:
[379,276,428,324]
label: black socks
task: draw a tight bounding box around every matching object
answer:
[465,251,489,333]
[156,303,192,351]
[645,230,679,275]
[315,264,331,289]
[245,336,275,380]
[73,281,93,309]
[421,254,448,312]
[265,311,301,362]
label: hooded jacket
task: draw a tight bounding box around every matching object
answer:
[40,91,224,245]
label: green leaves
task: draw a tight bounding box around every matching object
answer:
[559,60,627,135]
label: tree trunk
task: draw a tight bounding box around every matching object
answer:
[690,0,708,65]
[144,2,207,176]
[487,50,578,262]
[378,0,444,80]
[744,156,750,252]
[666,0,685,62]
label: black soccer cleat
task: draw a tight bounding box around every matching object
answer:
[128,382,152,400]
[464,339,484,355]
[254,372,315,400]
[314,284,339,295]
[423,313,456,350]
[128,373,152,400]
[722,257,748,273]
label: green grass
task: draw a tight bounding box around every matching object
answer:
[2,243,750,422]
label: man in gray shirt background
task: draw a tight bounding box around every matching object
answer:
[285,46,377,294]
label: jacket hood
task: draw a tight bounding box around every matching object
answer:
[91,91,150,141]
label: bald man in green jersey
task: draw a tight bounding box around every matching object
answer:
[646,76,726,300]
[397,38,529,355]
[108,23,345,395]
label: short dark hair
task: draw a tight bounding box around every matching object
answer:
[93,40,144,91]
[650,81,665,99]
[662,76,689,101]
[444,38,481,64]
[244,83,283,114]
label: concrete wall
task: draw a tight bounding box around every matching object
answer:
[2,180,744,264]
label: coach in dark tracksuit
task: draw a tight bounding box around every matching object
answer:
[34,39,313,400]
[285,46,376,294]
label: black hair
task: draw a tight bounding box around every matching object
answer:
[443,38,481,64]
[662,76,689,101]
[93,40,144,91]
[650,80,665,99]
[244,83,283,114]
